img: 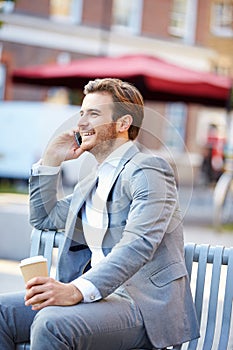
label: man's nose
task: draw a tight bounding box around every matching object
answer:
[78,115,89,127]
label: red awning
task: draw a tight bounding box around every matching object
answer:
[12,54,232,108]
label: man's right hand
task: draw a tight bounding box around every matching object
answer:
[42,130,84,167]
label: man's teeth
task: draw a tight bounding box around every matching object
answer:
[83,132,94,136]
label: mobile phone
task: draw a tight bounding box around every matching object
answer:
[74,132,82,147]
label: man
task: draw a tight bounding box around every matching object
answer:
[0,78,199,349]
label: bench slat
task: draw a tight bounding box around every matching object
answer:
[218,247,233,349]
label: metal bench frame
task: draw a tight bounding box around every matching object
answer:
[16,228,233,350]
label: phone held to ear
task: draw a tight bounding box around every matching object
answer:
[74,132,82,147]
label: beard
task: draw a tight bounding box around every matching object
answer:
[83,122,118,158]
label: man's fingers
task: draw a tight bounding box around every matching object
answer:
[25,276,51,289]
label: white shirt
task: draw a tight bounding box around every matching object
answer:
[81,161,115,267]
[31,141,133,302]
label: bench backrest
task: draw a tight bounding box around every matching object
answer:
[16,229,233,350]
[182,243,233,350]
[29,228,65,274]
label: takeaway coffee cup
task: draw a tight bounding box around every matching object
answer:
[19,255,48,283]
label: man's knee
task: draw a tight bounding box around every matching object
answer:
[31,307,57,337]
[31,306,92,349]
[31,307,76,349]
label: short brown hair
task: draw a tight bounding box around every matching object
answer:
[83,78,144,140]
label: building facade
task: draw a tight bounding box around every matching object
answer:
[0,0,232,184]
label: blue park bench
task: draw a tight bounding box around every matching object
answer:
[16,228,233,350]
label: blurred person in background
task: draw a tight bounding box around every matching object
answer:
[201,123,226,184]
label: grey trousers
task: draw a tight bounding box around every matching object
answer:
[0,288,152,350]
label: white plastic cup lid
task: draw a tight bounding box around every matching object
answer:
[19,255,47,267]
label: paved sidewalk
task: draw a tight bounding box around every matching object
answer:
[0,259,25,293]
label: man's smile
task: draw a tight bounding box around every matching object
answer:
[81,130,95,137]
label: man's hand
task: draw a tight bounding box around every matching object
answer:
[42,130,84,167]
[24,277,83,310]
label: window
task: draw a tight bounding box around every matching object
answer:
[169,0,198,44]
[50,0,83,24]
[111,0,143,35]
[169,0,187,38]
[211,1,233,37]
[164,103,187,152]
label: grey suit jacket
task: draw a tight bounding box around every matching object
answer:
[29,143,199,348]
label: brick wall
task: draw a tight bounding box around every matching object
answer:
[82,0,112,29]
[142,0,172,38]
[195,0,212,45]
[15,0,50,17]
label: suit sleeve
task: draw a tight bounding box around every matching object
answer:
[29,172,72,230]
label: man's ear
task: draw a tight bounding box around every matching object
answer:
[117,114,133,133]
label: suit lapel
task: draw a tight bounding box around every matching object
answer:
[102,143,139,201]
[95,143,140,241]
[65,168,98,237]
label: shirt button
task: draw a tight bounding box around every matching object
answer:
[90,295,95,301]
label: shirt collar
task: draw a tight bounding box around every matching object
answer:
[98,140,134,172]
